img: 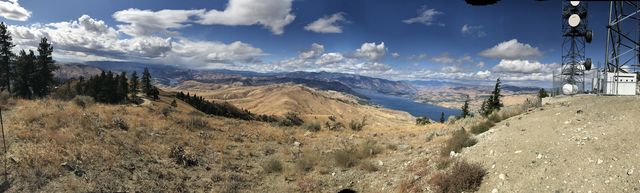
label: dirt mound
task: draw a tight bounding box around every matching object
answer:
[462,95,640,192]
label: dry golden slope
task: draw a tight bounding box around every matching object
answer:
[165,82,415,128]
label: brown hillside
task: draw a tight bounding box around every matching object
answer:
[165,82,415,128]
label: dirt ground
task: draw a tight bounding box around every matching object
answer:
[463,95,640,193]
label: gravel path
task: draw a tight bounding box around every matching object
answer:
[463,95,640,193]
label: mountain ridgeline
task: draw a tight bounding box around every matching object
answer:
[80,61,417,96]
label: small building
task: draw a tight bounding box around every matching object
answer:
[600,72,637,95]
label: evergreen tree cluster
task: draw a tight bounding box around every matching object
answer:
[75,71,131,104]
[175,92,256,120]
[479,78,503,117]
[0,22,58,99]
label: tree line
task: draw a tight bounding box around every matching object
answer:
[0,22,57,99]
[72,68,158,104]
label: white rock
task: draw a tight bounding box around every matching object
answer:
[597,159,603,165]
[514,150,522,154]
[628,169,634,175]
[492,188,499,193]
[537,153,543,159]
[293,141,301,147]
[378,160,384,166]
[499,173,506,180]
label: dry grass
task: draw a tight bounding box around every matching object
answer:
[440,129,477,156]
[469,119,495,135]
[262,158,283,173]
[428,160,486,193]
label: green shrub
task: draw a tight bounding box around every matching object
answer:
[262,158,283,173]
[440,129,477,156]
[302,122,321,132]
[333,148,359,168]
[161,105,173,117]
[416,116,431,125]
[278,112,304,126]
[72,95,94,109]
[295,155,315,173]
[355,139,382,159]
[469,120,495,135]
[429,160,486,193]
[111,117,129,130]
[186,116,208,130]
[169,146,199,167]
[325,120,344,131]
[349,116,367,131]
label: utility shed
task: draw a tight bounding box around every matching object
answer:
[602,72,637,95]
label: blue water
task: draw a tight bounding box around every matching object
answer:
[355,89,461,121]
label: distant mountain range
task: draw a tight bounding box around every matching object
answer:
[54,61,540,101]
[68,61,417,97]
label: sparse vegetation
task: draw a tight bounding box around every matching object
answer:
[359,161,379,172]
[429,160,486,193]
[262,158,283,173]
[72,95,94,108]
[161,105,173,117]
[349,116,367,131]
[325,119,344,130]
[416,116,431,125]
[470,119,495,134]
[333,148,359,168]
[441,129,477,156]
[185,115,209,130]
[279,112,304,126]
[169,145,199,167]
[295,155,316,173]
[301,122,321,132]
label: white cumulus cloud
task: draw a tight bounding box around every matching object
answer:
[492,59,554,74]
[305,12,348,33]
[479,39,542,59]
[355,42,386,61]
[0,0,30,21]
[113,8,205,37]
[198,0,295,35]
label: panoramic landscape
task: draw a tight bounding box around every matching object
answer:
[0,0,639,192]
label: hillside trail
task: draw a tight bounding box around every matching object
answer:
[463,95,640,193]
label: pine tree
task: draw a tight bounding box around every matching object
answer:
[141,67,152,96]
[170,99,178,107]
[489,78,503,111]
[13,50,36,99]
[538,88,549,99]
[33,37,57,97]
[130,71,139,97]
[117,72,129,101]
[150,87,159,100]
[461,95,470,118]
[439,112,445,123]
[0,22,15,92]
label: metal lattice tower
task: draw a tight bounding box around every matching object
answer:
[559,1,592,94]
[605,1,640,73]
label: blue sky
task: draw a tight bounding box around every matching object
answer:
[0,0,612,87]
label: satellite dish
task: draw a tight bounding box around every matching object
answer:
[585,30,592,43]
[568,14,581,27]
[562,84,578,95]
[570,1,580,6]
[583,58,592,71]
